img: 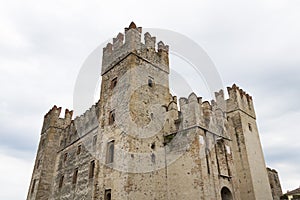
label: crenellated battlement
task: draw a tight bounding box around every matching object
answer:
[44,105,61,119]
[178,92,227,136]
[73,103,99,136]
[42,105,60,132]
[42,106,74,133]
[53,101,101,149]
[226,84,255,118]
[174,84,255,136]
[102,22,169,75]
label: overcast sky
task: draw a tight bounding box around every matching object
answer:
[0,0,299,199]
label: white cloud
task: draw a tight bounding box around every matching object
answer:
[0,151,34,200]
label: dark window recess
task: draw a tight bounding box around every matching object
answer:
[106,141,115,164]
[77,145,81,155]
[148,79,153,87]
[205,149,210,174]
[104,189,112,200]
[64,153,68,162]
[89,160,95,179]
[36,159,40,169]
[206,154,210,174]
[72,168,78,184]
[59,175,64,188]
[31,179,36,194]
[93,135,97,146]
[111,77,118,89]
[109,110,115,125]
[248,123,252,132]
[151,142,155,150]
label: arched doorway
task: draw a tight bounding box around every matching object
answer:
[221,187,233,200]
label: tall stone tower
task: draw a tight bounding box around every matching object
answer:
[96,22,173,199]
[27,22,276,200]
[226,84,273,200]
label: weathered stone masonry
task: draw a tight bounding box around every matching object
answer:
[27,22,279,200]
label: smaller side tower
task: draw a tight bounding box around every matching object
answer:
[27,106,73,200]
[226,84,272,200]
[267,167,283,200]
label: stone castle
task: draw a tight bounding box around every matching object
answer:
[27,22,281,200]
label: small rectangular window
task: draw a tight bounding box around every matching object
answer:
[248,123,252,132]
[89,160,95,179]
[77,145,81,155]
[148,79,153,87]
[110,77,118,89]
[36,159,40,169]
[72,168,78,184]
[63,153,68,162]
[93,135,97,147]
[59,175,64,188]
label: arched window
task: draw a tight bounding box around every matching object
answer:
[109,110,115,125]
[221,187,233,200]
[106,141,115,164]
[111,77,118,89]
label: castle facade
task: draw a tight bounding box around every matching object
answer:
[27,23,276,200]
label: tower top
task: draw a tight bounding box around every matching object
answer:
[128,21,137,29]
[101,23,169,75]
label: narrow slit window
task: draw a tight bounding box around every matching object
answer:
[77,145,81,155]
[148,79,153,87]
[59,175,64,188]
[36,159,40,169]
[64,153,68,162]
[72,168,78,184]
[205,149,210,174]
[93,135,97,147]
[31,179,36,194]
[111,77,118,89]
[89,160,95,179]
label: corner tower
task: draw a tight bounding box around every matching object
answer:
[27,106,72,200]
[226,84,273,200]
